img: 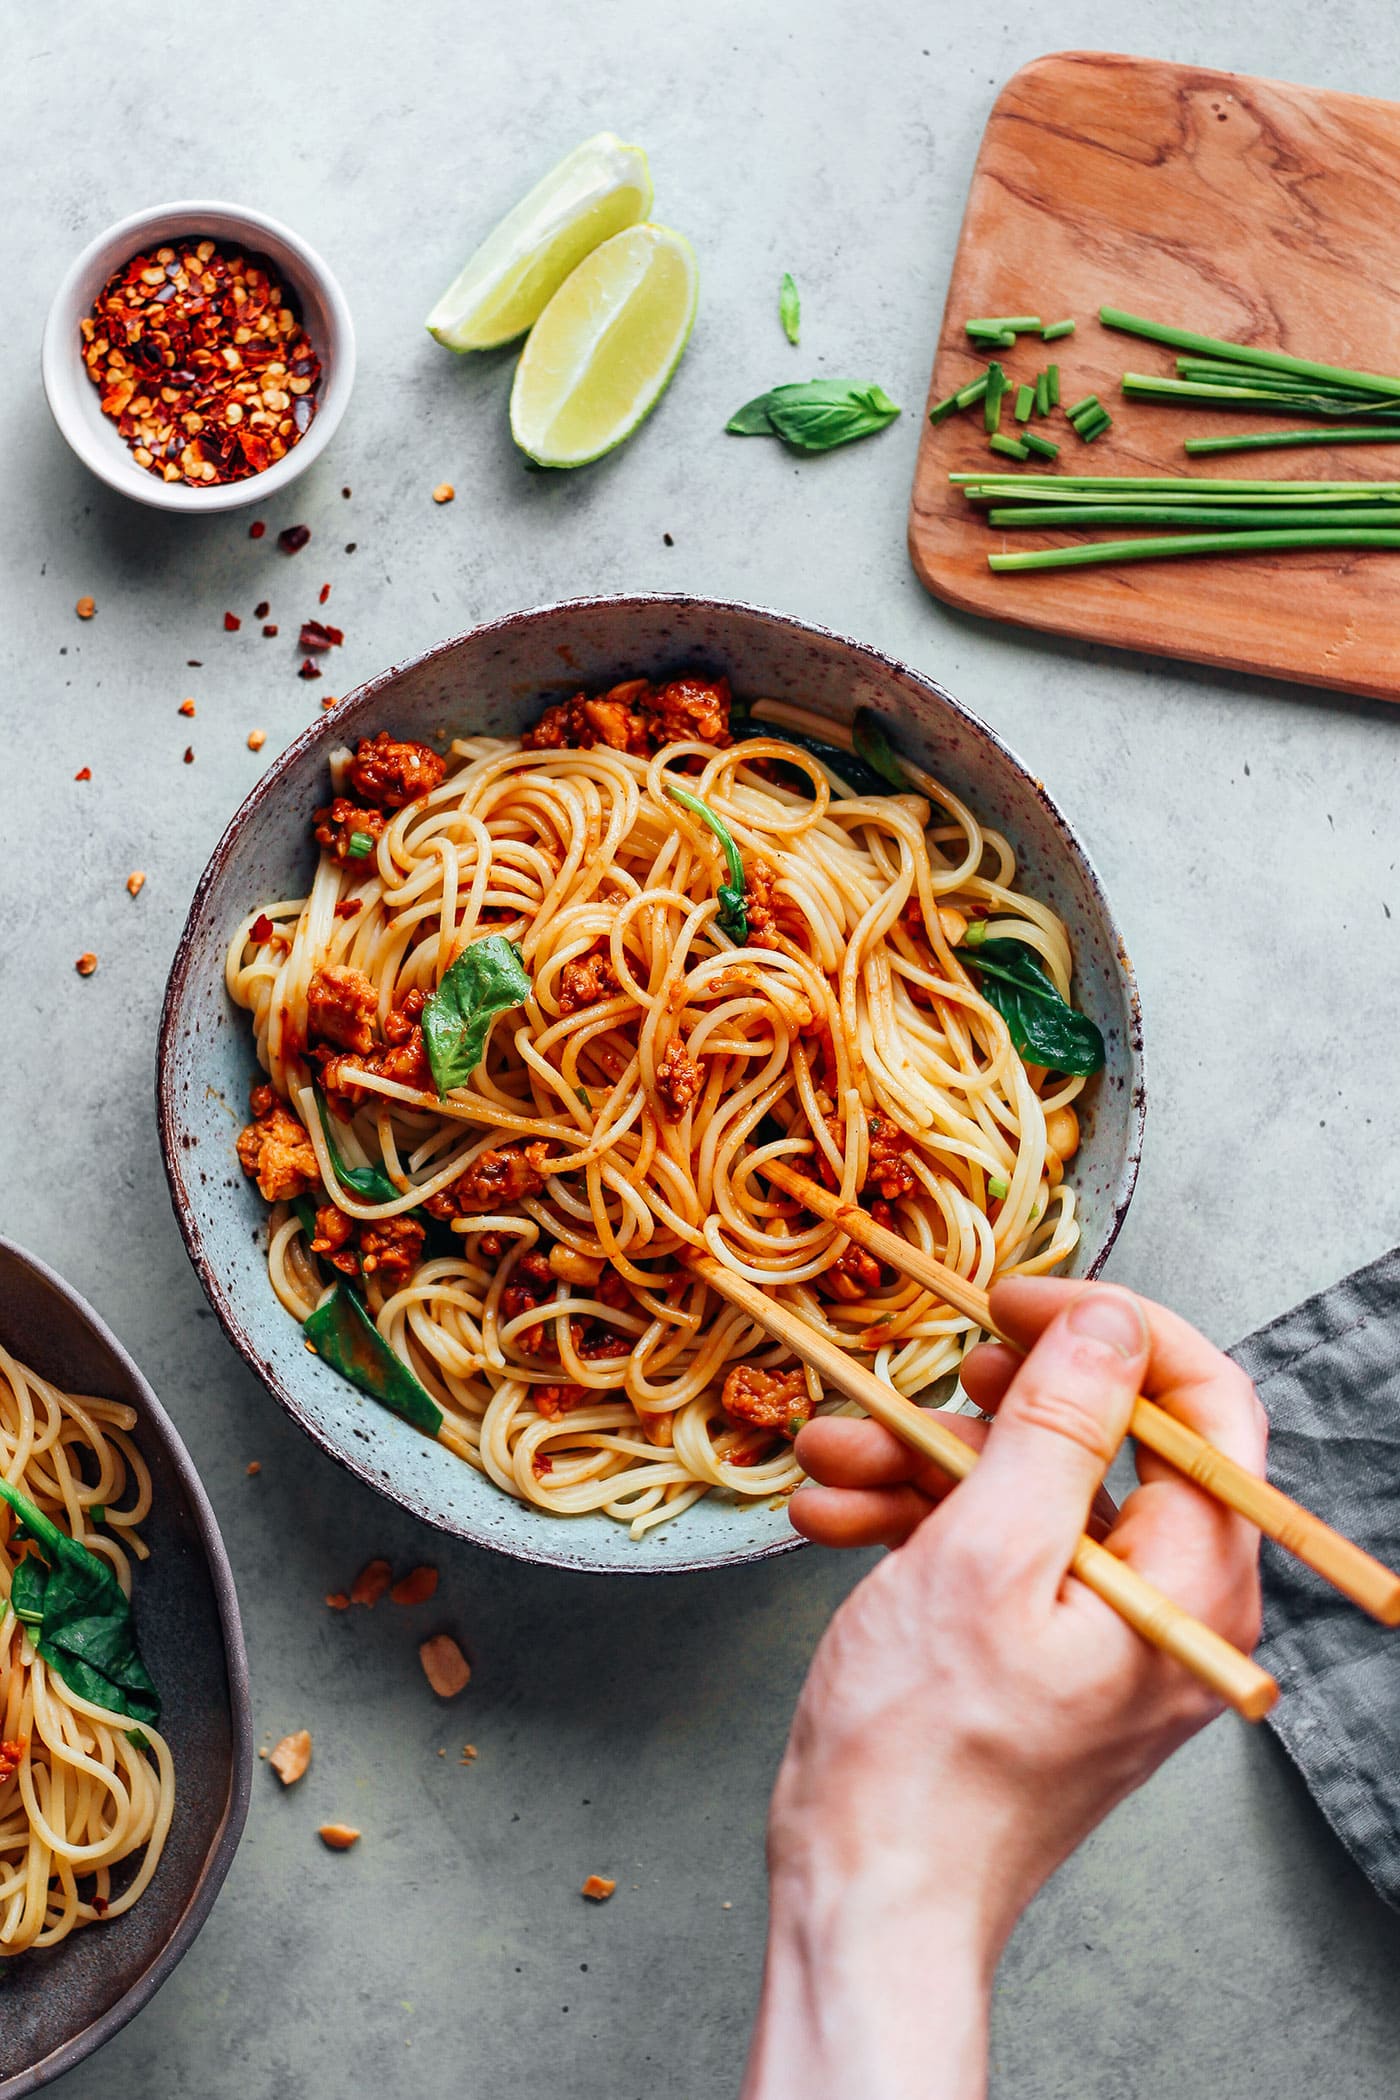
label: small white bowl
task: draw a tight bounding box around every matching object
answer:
[41,199,355,513]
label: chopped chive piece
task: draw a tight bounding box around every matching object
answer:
[347,831,374,859]
[988,1175,1010,1199]
[966,315,1042,334]
[1183,427,1400,456]
[988,433,1030,459]
[989,527,1400,572]
[1046,363,1060,409]
[1066,393,1101,421]
[966,325,1017,348]
[1041,319,1075,340]
[1014,383,1035,422]
[1077,411,1111,443]
[1033,371,1050,416]
[983,363,1006,434]
[928,387,964,425]
[954,372,991,410]
[1021,431,1060,460]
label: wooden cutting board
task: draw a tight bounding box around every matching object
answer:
[909,51,1400,702]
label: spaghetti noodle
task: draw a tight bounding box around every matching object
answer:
[228,676,1095,1539]
[0,1344,174,1955]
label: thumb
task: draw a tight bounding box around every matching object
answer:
[944,1285,1150,1591]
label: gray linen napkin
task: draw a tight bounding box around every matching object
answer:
[1233,1244,1400,1908]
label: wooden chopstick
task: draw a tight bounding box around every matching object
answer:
[762,1159,1400,1629]
[693,1253,1277,1721]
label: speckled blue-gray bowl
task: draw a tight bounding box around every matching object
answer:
[0,1238,251,2098]
[156,595,1146,1575]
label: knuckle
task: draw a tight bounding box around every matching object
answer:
[1010,1381,1123,1467]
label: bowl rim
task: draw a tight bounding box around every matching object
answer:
[39,196,356,515]
[0,1235,253,2100]
[156,591,1147,1573]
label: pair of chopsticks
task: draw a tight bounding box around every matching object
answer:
[695,1160,1400,1723]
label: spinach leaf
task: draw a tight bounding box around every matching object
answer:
[779,272,801,345]
[962,934,1105,1076]
[726,379,901,452]
[0,1481,160,1725]
[315,1095,403,1204]
[303,1283,444,1437]
[664,782,749,942]
[421,935,531,1096]
[850,709,908,790]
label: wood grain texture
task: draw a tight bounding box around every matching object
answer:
[909,51,1400,701]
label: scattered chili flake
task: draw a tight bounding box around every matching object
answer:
[342,486,352,498]
[74,766,91,781]
[460,1744,478,1764]
[91,1894,109,1917]
[254,600,270,619]
[80,238,322,487]
[317,1823,361,1851]
[279,524,311,554]
[333,897,362,919]
[247,728,267,751]
[126,870,146,897]
[319,582,331,604]
[390,1566,438,1606]
[325,1591,350,1610]
[250,520,266,539]
[76,595,95,619]
[298,658,322,680]
[345,543,357,554]
[270,1729,312,1786]
[224,611,241,632]
[419,1634,471,1698]
[178,698,196,716]
[298,619,343,652]
[75,953,98,977]
[432,482,455,504]
[581,1876,616,1902]
[183,746,195,763]
[187,659,202,667]
[263,623,279,637]
[320,695,339,710]
[350,1557,392,1608]
[250,913,274,942]
[663,532,674,546]
[246,1460,262,1476]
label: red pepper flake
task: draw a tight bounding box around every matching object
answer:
[76,595,96,619]
[345,543,357,554]
[183,746,195,763]
[187,659,202,667]
[298,619,343,652]
[178,698,195,716]
[254,600,270,619]
[298,658,322,680]
[333,897,363,918]
[223,611,241,632]
[250,520,266,539]
[91,1894,109,1916]
[79,238,322,489]
[246,1460,262,1475]
[75,952,98,977]
[319,582,331,604]
[341,486,352,498]
[262,623,279,637]
[74,765,92,781]
[250,913,275,942]
[279,524,311,554]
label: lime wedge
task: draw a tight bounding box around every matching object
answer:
[426,133,653,351]
[509,224,698,467]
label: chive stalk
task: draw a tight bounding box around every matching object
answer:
[985,503,1400,529]
[1099,306,1400,402]
[1184,427,1400,456]
[988,527,1400,573]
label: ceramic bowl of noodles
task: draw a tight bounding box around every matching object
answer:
[157,595,1145,1575]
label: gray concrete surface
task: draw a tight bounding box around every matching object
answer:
[7,2,1400,2093]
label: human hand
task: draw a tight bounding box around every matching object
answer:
[741,1278,1266,2100]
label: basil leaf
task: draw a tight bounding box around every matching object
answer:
[664,782,749,942]
[779,272,801,345]
[315,1095,401,1203]
[726,379,901,452]
[421,935,531,1096]
[0,1481,160,1724]
[304,1283,444,1436]
[963,937,1105,1076]
[850,710,907,789]
[731,721,895,800]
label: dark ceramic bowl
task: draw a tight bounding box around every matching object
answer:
[156,595,1146,1574]
[0,1239,251,2098]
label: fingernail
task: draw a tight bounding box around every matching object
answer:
[1066,1288,1147,1359]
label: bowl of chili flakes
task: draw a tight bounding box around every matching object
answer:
[41,199,355,513]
